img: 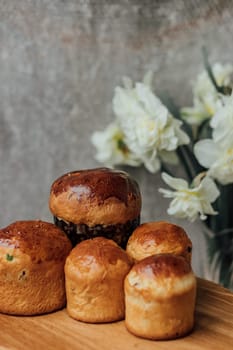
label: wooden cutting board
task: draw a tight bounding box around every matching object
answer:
[0,278,232,350]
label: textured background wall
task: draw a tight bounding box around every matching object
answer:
[0,0,232,275]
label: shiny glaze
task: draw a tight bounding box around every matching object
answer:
[132,221,192,247]
[50,168,141,205]
[0,220,72,262]
[68,236,133,267]
[133,254,191,278]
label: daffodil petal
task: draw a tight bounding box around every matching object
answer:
[200,176,220,202]
[135,82,164,117]
[112,73,190,173]
[194,139,219,168]
[161,172,188,190]
[158,188,175,198]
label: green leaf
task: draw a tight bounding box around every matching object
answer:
[6,253,14,261]
[203,225,233,289]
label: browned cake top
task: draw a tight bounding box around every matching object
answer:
[67,237,132,269]
[50,168,141,205]
[132,254,192,278]
[130,221,191,247]
[0,220,72,262]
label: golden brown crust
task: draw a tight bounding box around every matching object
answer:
[49,168,141,226]
[65,237,133,323]
[0,220,72,262]
[126,221,192,263]
[132,253,192,279]
[124,254,196,340]
[0,220,72,315]
[66,235,132,268]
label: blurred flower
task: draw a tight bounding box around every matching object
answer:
[159,173,220,222]
[91,58,233,289]
[210,93,233,149]
[181,63,233,125]
[194,139,233,185]
[91,122,141,168]
[112,73,189,172]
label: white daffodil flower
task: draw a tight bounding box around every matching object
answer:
[159,172,220,222]
[181,63,233,125]
[194,139,233,185]
[210,93,233,149]
[91,122,141,168]
[112,74,189,173]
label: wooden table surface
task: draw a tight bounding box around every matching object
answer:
[0,278,232,350]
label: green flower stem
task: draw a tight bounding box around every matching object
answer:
[216,183,233,231]
[176,145,202,183]
[160,163,174,177]
[176,148,194,182]
[197,119,212,140]
[184,145,203,173]
[202,46,232,95]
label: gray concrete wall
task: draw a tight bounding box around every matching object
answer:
[0,0,232,275]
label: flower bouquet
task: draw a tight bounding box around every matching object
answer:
[91,52,233,290]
